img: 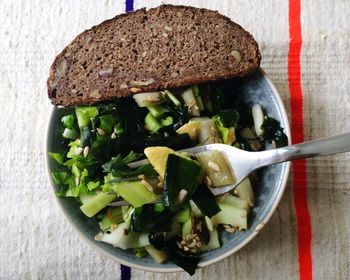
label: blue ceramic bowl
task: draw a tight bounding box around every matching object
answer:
[45,69,291,272]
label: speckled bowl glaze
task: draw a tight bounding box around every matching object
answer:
[46,69,291,273]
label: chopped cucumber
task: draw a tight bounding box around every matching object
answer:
[75,106,98,128]
[189,200,203,218]
[181,87,200,116]
[192,85,204,111]
[218,194,249,210]
[240,127,262,151]
[182,218,192,238]
[145,244,168,263]
[205,216,214,231]
[211,203,247,230]
[101,221,150,249]
[147,104,168,118]
[235,177,255,207]
[173,206,190,223]
[80,192,117,217]
[191,117,219,144]
[201,228,220,252]
[195,150,235,187]
[62,128,78,140]
[79,193,97,205]
[133,92,164,107]
[164,90,181,107]
[144,113,162,133]
[99,208,124,231]
[109,180,158,208]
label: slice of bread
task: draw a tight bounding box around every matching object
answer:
[47,5,261,106]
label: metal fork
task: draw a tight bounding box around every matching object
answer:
[128,132,350,196]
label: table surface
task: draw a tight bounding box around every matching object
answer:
[1,1,350,279]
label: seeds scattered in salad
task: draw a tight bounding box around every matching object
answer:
[208,161,221,172]
[48,81,288,276]
[83,146,89,157]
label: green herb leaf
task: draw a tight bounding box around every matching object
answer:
[51,171,71,185]
[48,152,64,165]
[215,109,240,128]
[61,115,75,129]
[87,181,101,191]
[99,114,117,134]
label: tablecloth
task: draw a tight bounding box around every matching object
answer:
[1,0,350,279]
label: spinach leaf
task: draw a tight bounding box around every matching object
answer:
[61,114,75,129]
[99,114,117,134]
[102,152,157,178]
[215,109,240,128]
[191,184,221,218]
[120,99,148,136]
[64,156,97,169]
[80,127,93,147]
[97,102,120,115]
[48,152,65,165]
[149,234,200,276]
[261,117,288,147]
[89,137,120,163]
[130,205,174,233]
[51,171,71,185]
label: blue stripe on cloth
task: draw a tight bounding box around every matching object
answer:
[120,1,134,279]
[125,0,134,12]
[121,264,131,280]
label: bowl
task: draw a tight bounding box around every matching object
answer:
[45,69,291,272]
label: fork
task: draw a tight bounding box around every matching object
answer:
[128,132,350,196]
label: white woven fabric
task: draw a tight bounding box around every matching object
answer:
[1,0,349,279]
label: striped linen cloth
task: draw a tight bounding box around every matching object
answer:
[1,0,350,279]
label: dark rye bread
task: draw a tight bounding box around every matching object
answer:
[48,5,261,106]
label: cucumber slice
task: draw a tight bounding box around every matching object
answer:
[163,154,203,211]
[133,92,164,107]
[211,203,247,230]
[110,180,158,208]
[181,88,200,116]
[145,244,168,263]
[75,106,98,128]
[182,218,192,238]
[80,192,117,217]
[201,228,220,252]
[195,150,235,187]
[191,117,219,144]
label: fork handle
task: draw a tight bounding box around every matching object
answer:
[257,132,350,168]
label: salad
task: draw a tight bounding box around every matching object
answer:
[48,79,288,275]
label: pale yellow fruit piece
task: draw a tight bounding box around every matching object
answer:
[144,146,175,178]
[226,127,236,145]
[176,121,200,140]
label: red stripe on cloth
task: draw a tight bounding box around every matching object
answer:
[288,1,313,280]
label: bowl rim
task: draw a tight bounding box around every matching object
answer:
[45,69,291,273]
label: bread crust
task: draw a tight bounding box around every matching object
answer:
[47,5,261,106]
